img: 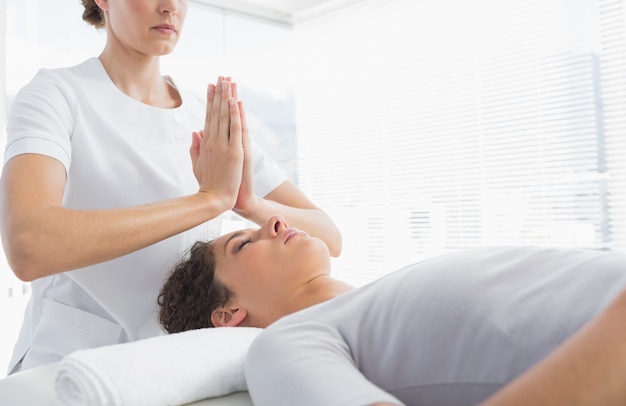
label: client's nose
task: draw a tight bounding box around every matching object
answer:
[265,215,288,237]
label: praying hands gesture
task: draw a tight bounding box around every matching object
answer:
[190,77,259,216]
[189,76,342,256]
[190,77,244,213]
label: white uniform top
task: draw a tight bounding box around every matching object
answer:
[246,246,626,406]
[4,58,287,373]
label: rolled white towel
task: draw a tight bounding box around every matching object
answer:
[55,327,262,406]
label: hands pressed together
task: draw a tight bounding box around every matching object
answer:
[190,76,259,216]
[188,76,342,257]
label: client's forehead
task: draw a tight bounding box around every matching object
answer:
[221,227,257,240]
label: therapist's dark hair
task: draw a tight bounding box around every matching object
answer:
[81,0,105,29]
[158,240,233,333]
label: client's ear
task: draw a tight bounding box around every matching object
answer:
[211,306,248,327]
[94,0,109,11]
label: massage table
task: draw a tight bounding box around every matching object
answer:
[0,362,253,405]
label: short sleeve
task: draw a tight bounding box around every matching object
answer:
[245,317,404,406]
[4,69,75,171]
[250,141,288,197]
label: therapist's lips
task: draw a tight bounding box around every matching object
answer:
[283,229,307,244]
[152,24,177,35]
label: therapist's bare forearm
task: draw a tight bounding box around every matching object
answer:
[4,192,230,281]
[480,289,626,406]
[239,198,342,257]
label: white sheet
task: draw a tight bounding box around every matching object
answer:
[54,327,261,406]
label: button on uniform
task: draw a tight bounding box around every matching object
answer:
[173,113,183,139]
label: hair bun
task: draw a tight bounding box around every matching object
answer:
[81,0,105,28]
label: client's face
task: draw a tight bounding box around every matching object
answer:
[212,215,332,316]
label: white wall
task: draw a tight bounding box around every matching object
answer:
[0,0,5,130]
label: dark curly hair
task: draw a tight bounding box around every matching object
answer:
[158,240,234,333]
[81,0,105,28]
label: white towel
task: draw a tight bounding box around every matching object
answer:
[54,327,262,406]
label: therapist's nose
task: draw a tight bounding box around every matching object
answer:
[159,0,180,15]
[263,215,288,239]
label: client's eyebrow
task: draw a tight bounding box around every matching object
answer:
[224,231,246,255]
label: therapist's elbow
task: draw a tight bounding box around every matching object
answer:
[6,259,39,283]
[2,233,51,282]
[5,253,42,283]
[325,223,343,257]
[12,269,37,283]
[328,234,342,257]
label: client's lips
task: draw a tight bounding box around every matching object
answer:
[283,229,306,244]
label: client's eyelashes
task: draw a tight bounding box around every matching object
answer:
[238,237,251,251]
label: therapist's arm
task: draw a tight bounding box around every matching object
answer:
[0,81,243,282]
[243,181,343,257]
[481,288,626,406]
[219,96,342,257]
[0,155,235,281]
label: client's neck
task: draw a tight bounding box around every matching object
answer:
[290,275,354,315]
[257,276,354,328]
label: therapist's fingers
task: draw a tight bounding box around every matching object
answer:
[218,80,234,144]
[189,131,203,168]
[240,101,252,187]
[229,97,242,146]
[204,82,216,135]
[240,100,248,138]
[232,81,239,102]
[234,100,257,213]
[194,82,243,201]
[205,76,224,140]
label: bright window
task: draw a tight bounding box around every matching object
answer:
[294,0,626,286]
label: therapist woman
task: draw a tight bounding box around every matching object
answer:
[0,0,341,375]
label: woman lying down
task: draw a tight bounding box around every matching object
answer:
[158,215,626,406]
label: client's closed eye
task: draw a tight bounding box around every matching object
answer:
[238,238,251,251]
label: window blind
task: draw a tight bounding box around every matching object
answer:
[600,0,626,250]
[294,0,626,286]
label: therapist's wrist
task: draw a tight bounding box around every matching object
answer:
[194,191,236,219]
[233,195,265,222]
